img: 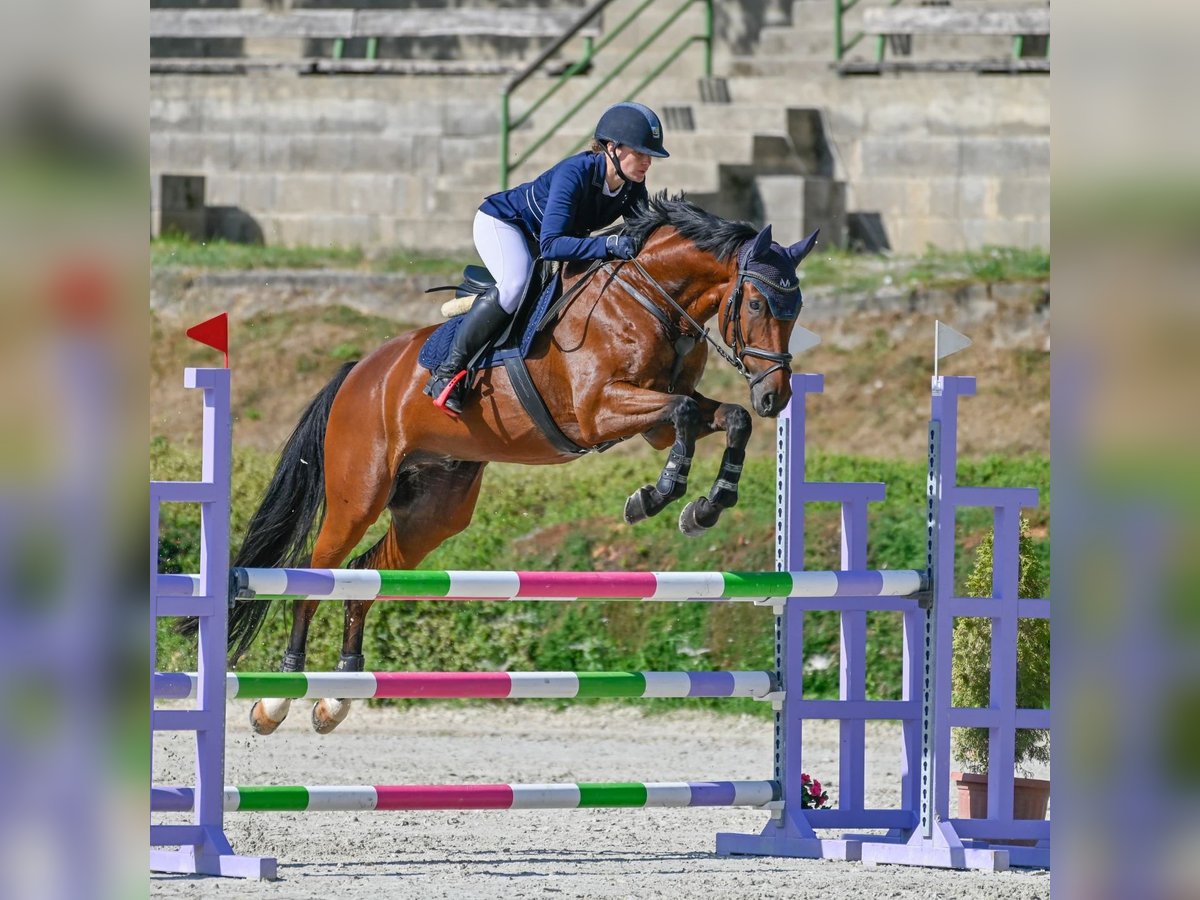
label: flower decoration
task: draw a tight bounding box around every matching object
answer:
[800,772,829,809]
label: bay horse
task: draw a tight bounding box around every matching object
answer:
[228,192,817,735]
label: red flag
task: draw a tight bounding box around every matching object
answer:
[186,312,229,367]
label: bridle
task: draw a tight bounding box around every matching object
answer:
[609,239,797,389]
[718,241,799,387]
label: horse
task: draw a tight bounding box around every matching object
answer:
[226,192,818,735]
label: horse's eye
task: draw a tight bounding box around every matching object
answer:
[749,300,762,311]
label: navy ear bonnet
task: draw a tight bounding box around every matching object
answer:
[737,241,803,321]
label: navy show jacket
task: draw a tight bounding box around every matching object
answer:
[479,152,648,261]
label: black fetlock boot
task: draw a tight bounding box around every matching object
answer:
[424,286,511,417]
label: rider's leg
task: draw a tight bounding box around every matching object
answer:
[426,285,508,415]
[426,211,531,416]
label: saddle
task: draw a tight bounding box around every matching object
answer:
[418,259,557,374]
[420,259,613,456]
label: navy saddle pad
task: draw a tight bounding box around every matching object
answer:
[418,274,561,372]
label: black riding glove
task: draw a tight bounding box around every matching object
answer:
[605,234,637,260]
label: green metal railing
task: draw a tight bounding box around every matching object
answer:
[499,0,713,190]
[834,0,1048,65]
[834,0,900,63]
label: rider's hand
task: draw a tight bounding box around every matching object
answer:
[605,234,637,260]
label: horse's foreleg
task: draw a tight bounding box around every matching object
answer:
[248,598,321,735]
[679,400,752,537]
[622,395,702,525]
[311,598,373,734]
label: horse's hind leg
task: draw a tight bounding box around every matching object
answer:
[248,597,320,735]
[310,459,487,734]
[248,444,397,736]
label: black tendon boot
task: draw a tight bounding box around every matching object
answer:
[424,285,511,417]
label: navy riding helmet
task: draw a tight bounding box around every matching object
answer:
[594,102,670,158]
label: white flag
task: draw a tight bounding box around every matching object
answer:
[935,321,972,362]
[788,326,821,356]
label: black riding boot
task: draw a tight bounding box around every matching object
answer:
[424,286,511,416]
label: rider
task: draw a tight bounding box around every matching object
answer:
[425,101,670,416]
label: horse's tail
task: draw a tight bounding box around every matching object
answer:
[175,361,357,663]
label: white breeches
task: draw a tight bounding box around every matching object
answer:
[473,210,535,314]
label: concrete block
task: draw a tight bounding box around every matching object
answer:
[288,136,321,170]
[337,175,401,216]
[230,133,263,170]
[274,175,337,213]
[1026,217,1050,250]
[312,215,380,249]
[350,136,410,171]
[310,135,358,171]
[853,178,932,219]
[959,138,1049,177]
[928,176,998,220]
[441,102,499,137]
[150,98,203,132]
[165,133,231,170]
[199,174,240,208]
[961,217,1037,249]
[996,178,1050,219]
[257,135,290,171]
[889,218,968,253]
[861,138,960,177]
[865,102,934,139]
[259,214,301,248]
[409,135,444,175]
[391,175,426,219]
[150,133,172,168]
[754,175,846,248]
[235,174,278,214]
[438,135,498,176]
[391,218,476,254]
[382,101,447,137]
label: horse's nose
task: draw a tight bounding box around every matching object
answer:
[760,391,777,415]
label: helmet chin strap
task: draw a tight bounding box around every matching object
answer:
[606,144,630,184]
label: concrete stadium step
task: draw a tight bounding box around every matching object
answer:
[754,25,836,60]
[725,57,837,79]
[484,155,725,194]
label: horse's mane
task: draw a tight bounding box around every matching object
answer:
[622,190,757,262]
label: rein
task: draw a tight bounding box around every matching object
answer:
[608,253,793,390]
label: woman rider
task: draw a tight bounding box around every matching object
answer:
[425,101,670,416]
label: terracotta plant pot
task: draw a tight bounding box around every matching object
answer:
[952,771,1049,845]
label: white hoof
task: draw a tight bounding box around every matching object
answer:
[250,698,292,735]
[312,698,353,734]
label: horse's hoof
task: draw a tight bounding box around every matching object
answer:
[311,698,352,734]
[624,485,655,524]
[679,500,709,537]
[249,699,290,736]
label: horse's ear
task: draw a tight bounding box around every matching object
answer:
[787,229,820,265]
[748,224,773,258]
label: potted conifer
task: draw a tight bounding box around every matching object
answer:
[950,516,1050,824]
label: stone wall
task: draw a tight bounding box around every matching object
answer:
[149,0,1049,254]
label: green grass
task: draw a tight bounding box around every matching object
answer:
[152,233,467,276]
[151,234,1047,293]
[800,244,1049,294]
[153,438,1049,716]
